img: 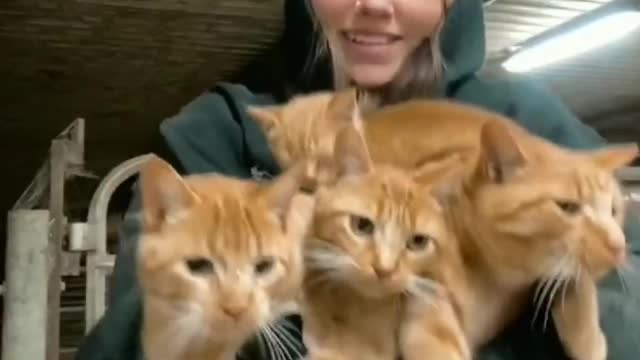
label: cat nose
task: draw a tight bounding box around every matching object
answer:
[373,265,394,278]
[222,302,249,320]
[609,243,628,266]
[606,228,627,266]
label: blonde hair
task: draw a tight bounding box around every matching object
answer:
[305,0,448,109]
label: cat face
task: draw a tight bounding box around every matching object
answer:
[249,89,359,170]
[305,125,459,301]
[466,120,637,284]
[138,157,312,345]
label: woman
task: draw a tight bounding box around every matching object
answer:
[76,0,640,359]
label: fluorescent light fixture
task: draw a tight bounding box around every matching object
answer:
[503,10,640,72]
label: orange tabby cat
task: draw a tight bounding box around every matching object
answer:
[402,120,635,360]
[248,90,638,360]
[137,155,313,360]
[301,125,470,360]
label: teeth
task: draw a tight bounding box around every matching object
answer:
[347,33,394,45]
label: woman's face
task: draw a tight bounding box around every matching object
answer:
[311,0,444,88]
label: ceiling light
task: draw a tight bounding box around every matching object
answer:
[502,10,640,72]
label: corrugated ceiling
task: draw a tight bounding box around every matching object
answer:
[485,0,613,54]
[483,0,640,143]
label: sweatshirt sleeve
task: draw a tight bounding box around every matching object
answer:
[159,86,251,177]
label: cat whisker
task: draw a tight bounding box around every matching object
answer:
[532,278,554,328]
[532,259,566,325]
[306,239,344,254]
[264,325,287,360]
[304,247,357,273]
[274,322,304,359]
[406,276,442,305]
[262,325,281,360]
[305,273,331,289]
[619,258,636,273]
[616,268,630,295]
[532,253,576,329]
[268,323,295,360]
[559,257,580,313]
[560,278,569,313]
[532,280,546,310]
[575,263,582,283]
[542,278,565,331]
[279,319,302,335]
[306,268,349,288]
[258,328,275,360]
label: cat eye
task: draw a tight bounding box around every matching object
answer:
[555,200,581,215]
[254,257,276,276]
[350,215,375,236]
[185,257,215,275]
[407,234,432,251]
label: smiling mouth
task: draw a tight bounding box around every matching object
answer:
[342,31,402,45]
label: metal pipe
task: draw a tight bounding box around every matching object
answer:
[3,210,50,360]
[84,153,154,333]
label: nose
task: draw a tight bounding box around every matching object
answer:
[356,0,394,17]
[221,290,253,320]
[373,265,394,279]
[609,242,628,266]
[605,225,628,266]
[221,300,250,320]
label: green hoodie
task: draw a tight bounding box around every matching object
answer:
[76,1,640,359]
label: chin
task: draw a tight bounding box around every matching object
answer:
[216,318,255,337]
[347,63,402,89]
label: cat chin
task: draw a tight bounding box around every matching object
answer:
[208,315,262,341]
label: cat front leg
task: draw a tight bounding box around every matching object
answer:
[400,297,470,360]
[551,275,606,360]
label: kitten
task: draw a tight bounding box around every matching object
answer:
[137,155,313,360]
[249,90,638,360]
[301,125,470,360]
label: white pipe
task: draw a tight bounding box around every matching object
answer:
[3,210,50,360]
[85,153,154,333]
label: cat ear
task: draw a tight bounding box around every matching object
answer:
[333,123,373,177]
[247,105,282,133]
[262,162,307,224]
[479,120,527,183]
[588,143,638,171]
[413,161,465,207]
[139,155,200,232]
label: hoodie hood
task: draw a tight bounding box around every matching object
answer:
[283,0,486,94]
[440,0,486,85]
